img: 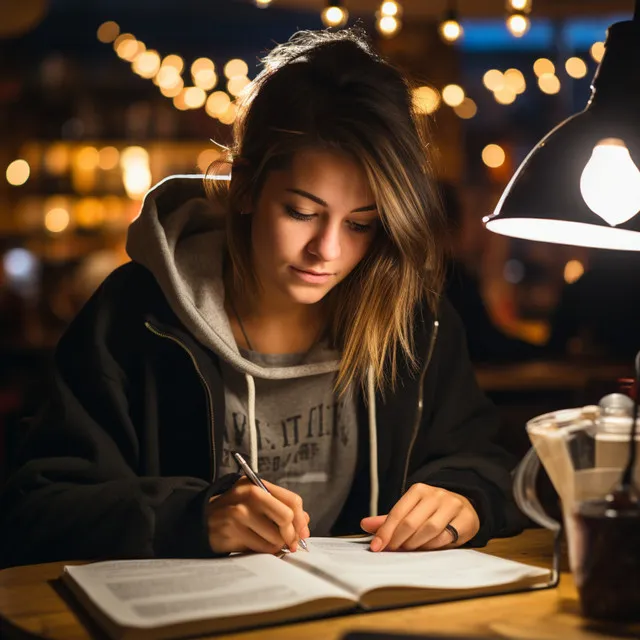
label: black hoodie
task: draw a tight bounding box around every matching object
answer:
[0,177,525,568]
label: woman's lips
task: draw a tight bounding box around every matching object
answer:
[290,266,334,284]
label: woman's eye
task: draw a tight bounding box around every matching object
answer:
[348,221,374,233]
[285,206,315,221]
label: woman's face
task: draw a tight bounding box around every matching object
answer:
[249,148,379,309]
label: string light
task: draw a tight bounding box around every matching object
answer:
[377,15,401,38]
[412,86,441,115]
[483,69,504,92]
[506,12,530,37]
[453,97,477,119]
[565,57,588,79]
[442,84,465,107]
[96,21,120,43]
[590,41,605,63]
[506,0,531,12]
[482,144,506,168]
[538,73,561,94]
[439,2,463,44]
[504,68,526,94]
[6,159,30,186]
[380,1,400,17]
[321,1,349,28]
[99,24,243,122]
[533,58,554,76]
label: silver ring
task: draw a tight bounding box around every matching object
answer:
[445,523,459,544]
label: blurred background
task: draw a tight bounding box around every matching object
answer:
[1,0,638,479]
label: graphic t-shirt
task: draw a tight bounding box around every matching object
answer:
[218,343,358,536]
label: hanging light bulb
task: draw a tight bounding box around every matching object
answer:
[376,1,402,37]
[377,14,401,37]
[438,1,463,43]
[255,0,273,7]
[380,1,400,17]
[506,0,532,11]
[506,11,530,37]
[321,0,349,28]
[439,13,463,43]
[580,138,640,226]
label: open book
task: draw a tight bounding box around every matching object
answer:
[62,537,551,640]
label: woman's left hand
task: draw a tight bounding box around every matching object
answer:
[360,483,480,552]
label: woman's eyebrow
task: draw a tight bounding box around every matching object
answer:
[285,188,377,213]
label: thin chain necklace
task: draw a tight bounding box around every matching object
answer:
[228,296,326,357]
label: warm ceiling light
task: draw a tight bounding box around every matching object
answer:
[440,19,463,43]
[376,15,401,37]
[184,87,206,109]
[533,58,555,76]
[453,97,477,119]
[504,68,526,94]
[206,91,232,118]
[321,1,349,28]
[6,159,30,186]
[412,86,441,114]
[506,12,530,38]
[537,73,560,94]
[507,0,531,12]
[442,84,465,107]
[380,1,400,17]
[224,59,249,79]
[482,144,506,168]
[483,69,504,91]
[96,21,119,43]
[565,56,588,79]
[494,87,517,104]
[590,41,605,63]
[162,54,185,74]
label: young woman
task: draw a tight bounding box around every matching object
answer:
[0,29,524,567]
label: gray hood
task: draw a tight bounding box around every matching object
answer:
[125,175,341,381]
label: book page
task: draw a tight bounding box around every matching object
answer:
[287,537,550,597]
[63,554,355,630]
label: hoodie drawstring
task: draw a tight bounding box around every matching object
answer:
[367,366,379,517]
[243,367,379,518]
[244,373,259,471]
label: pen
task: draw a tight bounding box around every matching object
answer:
[231,451,309,552]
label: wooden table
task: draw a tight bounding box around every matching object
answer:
[1,530,637,640]
[475,360,632,393]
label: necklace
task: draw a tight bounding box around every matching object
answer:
[228,295,327,356]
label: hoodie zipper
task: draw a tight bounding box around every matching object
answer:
[401,319,439,494]
[144,322,217,481]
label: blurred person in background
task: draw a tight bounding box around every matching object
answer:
[440,181,541,364]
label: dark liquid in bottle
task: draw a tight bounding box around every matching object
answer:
[573,496,640,621]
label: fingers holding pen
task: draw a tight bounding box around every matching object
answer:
[206,477,309,554]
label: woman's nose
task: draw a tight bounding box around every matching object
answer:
[307,223,341,262]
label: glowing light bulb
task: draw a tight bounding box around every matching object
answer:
[507,0,531,11]
[380,1,400,17]
[321,4,348,28]
[579,138,640,226]
[377,15,401,37]
[506,13,530,38]
[439,19,463,43]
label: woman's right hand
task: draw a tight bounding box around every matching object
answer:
[206,477,310,554]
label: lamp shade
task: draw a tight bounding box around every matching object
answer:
[484,19,640,251]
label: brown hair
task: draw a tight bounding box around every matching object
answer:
[206,28,445,394]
